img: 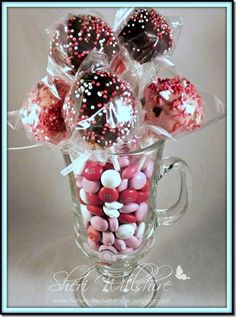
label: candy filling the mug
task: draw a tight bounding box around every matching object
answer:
[74,155,155,263]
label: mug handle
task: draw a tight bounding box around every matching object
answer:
[156,156,192,226]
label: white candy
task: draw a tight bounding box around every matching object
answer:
[135,222,145,238]
[116,224,135,240]
[80,188,89,204]
[103,206,120,218]
[80,204,91,222]
[105,201,123,209]
[101,170,121,189]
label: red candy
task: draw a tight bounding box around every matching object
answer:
[119,213,137,224]
[119,189,138,204]
[140,182,150,192]
[103,163,114,171]
[83,162,103,181]
[86,193,103,205]
[87,205,105,216]
[98,187,119,203]
[87,225,101,242]
[136,191,149,203]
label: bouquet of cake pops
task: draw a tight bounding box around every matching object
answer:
[9,8,225,261]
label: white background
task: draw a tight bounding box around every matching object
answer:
[8,7,226,307]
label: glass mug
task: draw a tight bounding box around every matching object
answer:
[63,140,192,307]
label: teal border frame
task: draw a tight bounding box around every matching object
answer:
[2,1,233,314]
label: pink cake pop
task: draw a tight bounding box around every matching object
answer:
[20,77,70,144]
[143,76,203,135]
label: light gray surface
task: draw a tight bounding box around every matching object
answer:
[7,7,226,308]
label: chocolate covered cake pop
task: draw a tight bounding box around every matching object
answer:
[49,15,119,75]
[118,8,173,64]
[20,77,70,144]
[142,76,203,134]
[63,70,138,149]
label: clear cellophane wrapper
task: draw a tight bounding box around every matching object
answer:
[112,8,183,65]
[140,60,225,138]
[46,10,120,79]
[8,75,72,148]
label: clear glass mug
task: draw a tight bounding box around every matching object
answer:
[63,140,192,307]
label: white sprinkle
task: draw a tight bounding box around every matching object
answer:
[97,92,102,97]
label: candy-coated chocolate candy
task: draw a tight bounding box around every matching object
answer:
[119,213,137,224]
[124,236,140,249]
[135,222,146,238]
[87,237,100,250]
[130,172,147,190]
[121,163,138,179]
[142,160,154,178]
[116,224,135,240]
[118,157,129,168]
[87,225,101,242]
[130,223,137,230]
[82,178,100,193]
[80,188,89,204]
[76,175,83,188]
[100,250,117,263]
[102,231,115,246]
[103,206,120,218]
[103,163,114,170]
[105,201,123,209]
[108,217,119,232]
[120,203,139,213]
[99,244,118,254]
[114,238,126,251]
[101,170,121,189]
[135,202,148,222]
[83,219,89,229]
[87,205,105,217]
[91,216,108,232]
[136,191,149,203]
[119,247,134,254]
[99,187,119,202]
[140,182,150,192]
[119,189,138,204]
[86,192,103,205]
[83,162,103,181]
[80,204,92,222]
[118,179,128,192]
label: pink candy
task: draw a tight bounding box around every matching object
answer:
[130,172,147,190]
[135,202,148,222]
[102,232,115,246]
[120,203,139,213]
[118,179,128,192]
[82,178,100,193]
[121,163,138,179]
[114,238,126,251]
[124,236,140,249]
[142,160,154,178]
[118,157,129,168]
[91,216,108,232]
[108,217,119,232]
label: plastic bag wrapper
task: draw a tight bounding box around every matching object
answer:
[8,75,72,148]
[46,11,120,78]
[141,63,225,138]
[113,8,183,65]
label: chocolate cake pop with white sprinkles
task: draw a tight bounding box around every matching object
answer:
[50,15,119,75]
[118,8,173,64]
[63,70,138,149]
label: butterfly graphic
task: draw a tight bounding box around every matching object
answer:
[175,265,191,280]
